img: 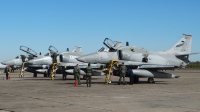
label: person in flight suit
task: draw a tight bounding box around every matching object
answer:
[4,66,9,80]
[119,62,127,85]
[62,66,67,80]
[86,63,93,87]
[73,64,81,85]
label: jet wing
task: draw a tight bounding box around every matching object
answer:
[138,65,175,70]
[59,62,105,69]
[119,60,176,70]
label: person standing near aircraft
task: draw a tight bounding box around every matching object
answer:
[128,67,134,85]
[11,66,14,72]
[86,63,93,87]
[119,62,127,85]
[4,66,9,80]
[62,66,67,80]
[73,64,81,85]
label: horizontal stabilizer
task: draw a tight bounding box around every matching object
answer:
[175,52,200,56]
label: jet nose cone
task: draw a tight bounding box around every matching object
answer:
[1,62,6,65]
[1,61,14,65]
[77,56,86,62]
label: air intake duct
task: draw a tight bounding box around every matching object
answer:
[118,50,123,60]
[60,54,63,62]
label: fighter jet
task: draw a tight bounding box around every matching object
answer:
[77,34,197,83]
[18,46,53,77]
[28,46,106,78]
[1,46,50,76]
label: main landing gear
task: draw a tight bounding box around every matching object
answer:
[148,78,155,83]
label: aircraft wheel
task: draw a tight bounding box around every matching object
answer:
[83,75,87,80]
[148,78,155,83]
[33,73,37,77]
[44,73,47,77]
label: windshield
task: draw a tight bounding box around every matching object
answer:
[44,53,50,56]
[48,45,58,53]
[20,46,37,57]
[103,38,116,48]
[15,56,19,59]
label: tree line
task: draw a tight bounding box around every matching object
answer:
[186,61,200,69]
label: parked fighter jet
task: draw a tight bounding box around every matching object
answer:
[1,46,49,76]
[77,34,197,83]
[19,46,53,77]
[1,46,41,67]
[28,46,106,78]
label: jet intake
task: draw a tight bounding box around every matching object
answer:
[60,54,63,62]
[117,50,130,60]
[118,50,123,60]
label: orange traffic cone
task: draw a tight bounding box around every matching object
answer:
[74,81,78,86]
[8,76,11,80]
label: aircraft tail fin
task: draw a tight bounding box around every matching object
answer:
[72,46,82,53]
[165,34,192,55]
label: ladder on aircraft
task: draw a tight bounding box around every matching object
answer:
[19,62,27,78]
[50,62,60,80]
[104,60,119,84]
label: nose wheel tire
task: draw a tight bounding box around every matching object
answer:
[83,75,87,80]
[148,78,155,83]
[44,73,47,77]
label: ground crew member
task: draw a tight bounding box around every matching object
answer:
[11,66,14,72]
[119,62,127,85]
[4,66,9,80]
[73,64,81,85]
[128,68,134,85]
[62,66,67,80]
[86,63,93,87]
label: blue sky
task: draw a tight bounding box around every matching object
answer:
[0,0,199,62]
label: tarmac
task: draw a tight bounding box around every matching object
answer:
[0,70,200,112]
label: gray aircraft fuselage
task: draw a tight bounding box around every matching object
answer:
[1,56,23,67]
[28,51,83,66]
[77,46,186,67]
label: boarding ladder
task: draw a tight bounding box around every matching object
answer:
[104,60,119,84]
[50,62,60,80]
[19,62,27,78]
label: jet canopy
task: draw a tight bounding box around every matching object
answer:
[103,38,122,52]
[48,45,59,63]
[20,46,37,57]
[15,56,20,59]
[48,45,58,54]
